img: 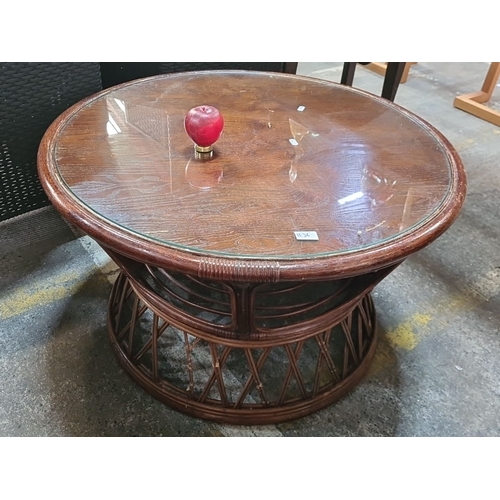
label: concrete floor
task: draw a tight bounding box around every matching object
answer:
[1,62,499,436]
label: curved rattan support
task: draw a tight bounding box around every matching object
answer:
[107,272,378,425]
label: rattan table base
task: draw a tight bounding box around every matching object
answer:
[107,270,378,425]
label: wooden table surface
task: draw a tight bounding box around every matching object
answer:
[38,71,467,281]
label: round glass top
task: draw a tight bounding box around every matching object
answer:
[50,71,458,260]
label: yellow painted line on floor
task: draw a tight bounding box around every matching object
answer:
[368,313,432,376]
[368,290,482,376]
[383,292,479,352]
[0,270,92,321]
[1,235,121,322]
[385,313,432,351]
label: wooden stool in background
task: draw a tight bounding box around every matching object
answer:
[453,62,500,127]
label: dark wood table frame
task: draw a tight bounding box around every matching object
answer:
[38,71,467,425]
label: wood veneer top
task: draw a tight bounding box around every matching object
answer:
[38,71,466,279]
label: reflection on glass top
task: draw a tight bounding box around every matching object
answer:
[54,72,453,258]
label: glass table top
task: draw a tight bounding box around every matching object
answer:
[52,71,456,259]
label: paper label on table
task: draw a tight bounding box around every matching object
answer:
[294,231,319,241]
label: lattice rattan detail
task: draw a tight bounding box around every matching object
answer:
[108,272,378,424]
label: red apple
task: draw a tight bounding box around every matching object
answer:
[184,105,224,149]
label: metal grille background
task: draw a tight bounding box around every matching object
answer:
[0,63,102,222]
[100,62,290,89]
[158,62,287,73]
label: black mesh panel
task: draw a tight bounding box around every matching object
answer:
[100,62,287,89]
[158,62,286,74]
[0,63,102,221]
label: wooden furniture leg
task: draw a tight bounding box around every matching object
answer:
[453,62,500,127]
[341,62,406,101]
[381,63,406,101]
[341,62,357,86]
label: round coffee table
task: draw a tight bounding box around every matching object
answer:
[38,71,466,424]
